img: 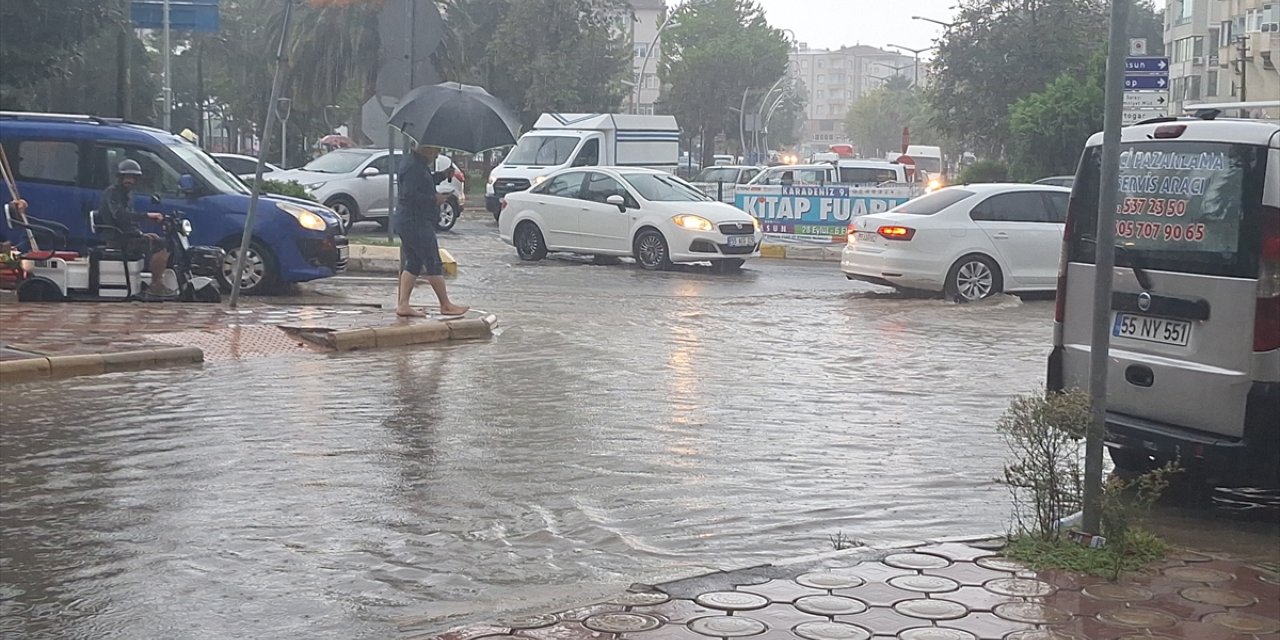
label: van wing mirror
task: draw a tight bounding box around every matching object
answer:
[177,174,197,194]
[606,194,627,211]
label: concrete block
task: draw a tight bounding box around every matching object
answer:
[47,354,105,377]
[372,322,450,348]
[760,243,787,259]
[147,346,204,365]
[447,318,492,341]
[0,357,52,382]
[328,328,377,351]
[101,350,156,372]
[822,245,846,262]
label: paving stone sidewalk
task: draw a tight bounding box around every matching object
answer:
[411,540,1280,640]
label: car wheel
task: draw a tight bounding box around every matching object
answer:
[633,228,673,271]
[712,258,745,273]
[435,197,460,232]
[944,254,1002,302]
[325,196,359,230]
[218,240,279,295]
[17,278,64,302]
[514,221,547,261]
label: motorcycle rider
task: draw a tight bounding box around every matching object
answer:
[99,159,173,296]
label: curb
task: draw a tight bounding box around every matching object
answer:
[760,242,844,262]
[305,313,497,352]
[0,346,204,382]
[346,244,457,276]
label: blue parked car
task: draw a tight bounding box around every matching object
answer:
[0,112,347,294]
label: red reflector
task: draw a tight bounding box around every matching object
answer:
[877,225,915,240]
[1255,296,1280,352]
[500,199,508,210]
[1153,124,1187,138]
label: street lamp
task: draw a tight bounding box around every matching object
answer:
[886,44,935,87]
[634,16,680,114]
[911,15,955,28]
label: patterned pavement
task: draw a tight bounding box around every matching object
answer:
[412,541,1280,640]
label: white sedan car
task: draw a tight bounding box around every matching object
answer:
[841,183,1072,301]
[499,167,762,271]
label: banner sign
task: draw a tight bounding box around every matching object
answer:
[733,185,918,241]
[1115,143,1243,254]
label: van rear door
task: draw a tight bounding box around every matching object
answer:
[1059,137,1272,439]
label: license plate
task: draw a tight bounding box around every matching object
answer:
[856,231,879,243]
[1113,313,1192,347]
[727,235,755,247]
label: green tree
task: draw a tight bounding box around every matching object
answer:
[844,77,937,159]
[1007,66,1103,181]
[658,0,789,167]
[484,0,631,126]
[0,0,122,105]
[13,27,159,121]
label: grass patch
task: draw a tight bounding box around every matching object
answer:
[1005,531,1168,579]
[350,236,400,247]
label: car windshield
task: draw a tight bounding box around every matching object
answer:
[170,144,250,195]
[504,136,580,166]
[695,167,739,183]
[1067,141,1269,278]
[622,173,713,202]
[839,167,900,184]
[302,149,372,174]
[890,188,976,215]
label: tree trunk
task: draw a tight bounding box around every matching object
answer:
[700,121,720,169]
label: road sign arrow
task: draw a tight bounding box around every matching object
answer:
[1159,59,1168,70]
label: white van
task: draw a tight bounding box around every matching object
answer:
[485,113,679,218]
[1047,116,1280,489]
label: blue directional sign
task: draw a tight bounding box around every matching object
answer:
[1125,56,1170,73]
[1124,75,1169,90]
[130,0,220,32]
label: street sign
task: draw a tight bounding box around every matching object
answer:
[1129,38,1147,56]
[130,0,220,32]
[1125,57,1169,73]
[1123,110,1165,126]
[1124,75,1168,90]
[1124,92,1169,108]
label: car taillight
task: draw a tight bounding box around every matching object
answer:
[877,225,915,240]
[1255,209,1280,352]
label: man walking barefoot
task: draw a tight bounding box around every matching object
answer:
[395,144,469,318]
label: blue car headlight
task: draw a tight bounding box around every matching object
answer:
[278,202,328,232]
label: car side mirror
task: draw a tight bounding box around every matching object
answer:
[606,194,627,212]
[178,174,197,194]
[360,166,381,178]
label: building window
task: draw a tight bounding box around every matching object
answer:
[1177,0,1192,23]
[816,90,825,99]
[635,43,648,58]
[1206,70,1219,96]
[1263,4,1279,32]
[1247,8,1263,32]
[1186,75,1201,101]
[1220,20,1234,46]
[817,74,825,84]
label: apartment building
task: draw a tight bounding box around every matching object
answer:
[788,44,918,154]
[627,0,666,115]
[1165,0,1279,116]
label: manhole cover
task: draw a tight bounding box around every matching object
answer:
[1202,612,1280,634]
[1097,607,1179,629]
[694,591,769,611]
[1163,566,1234,583]
[687,615,766,638]
[975,557,1029,573]
[796,572,865,590]
[1081,583,1154,602]
[794,595,868,616]
[582,613,662,634]
[498,613,558,629]
[609,592,671,607]
[992,602,1073,624]
[792,621,871,640]
[983,577,1057,597]
[898,629,978,640]
[888,575,961,594]
[884,553,951,570]
[893,599,969,621]
[1179,586,1256,607]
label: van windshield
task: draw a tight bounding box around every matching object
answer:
[838,167,899,184]
[1067,141,1269,278]
[505,136,580,167]
[170,144,250,195]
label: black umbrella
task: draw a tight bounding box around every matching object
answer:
[388,83,520,153]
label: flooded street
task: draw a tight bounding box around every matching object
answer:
[2,219,1270,639]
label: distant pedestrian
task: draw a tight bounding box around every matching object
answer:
[394,144,468,318]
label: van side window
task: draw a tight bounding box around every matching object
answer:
[94,145,183,196]
[15,140,80,185]
[573,139,600,167]
[970,192,1051,223]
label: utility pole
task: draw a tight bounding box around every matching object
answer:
[196,41,205,147]
[117,0,132,119]
[1083,0,1130,536]
[162,0,172,131]
[1235,36,1249,101]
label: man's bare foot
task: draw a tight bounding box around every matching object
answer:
[395,306,427,318]
[438,304,469,316]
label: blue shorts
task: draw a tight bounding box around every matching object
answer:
[397,215,442,277]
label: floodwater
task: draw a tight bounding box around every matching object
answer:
[2,220,1271,638]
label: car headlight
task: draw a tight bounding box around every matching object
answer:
[751,216,760,231]
[180,219,193,236]
[926,178,942,192]
[673,214,714,232]
[533,175,547,186]
[487,174,497,185]
[278,202,328,231]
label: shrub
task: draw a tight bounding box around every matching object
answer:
[959,160,1009,184]
[997,391,1091,540]
[252,179,316,201]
